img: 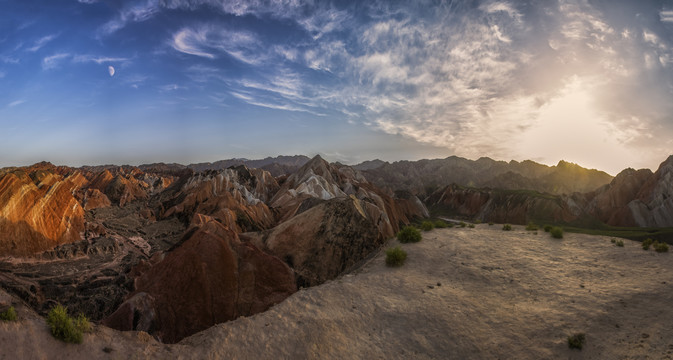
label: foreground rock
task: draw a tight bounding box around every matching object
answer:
[104,217,296,343]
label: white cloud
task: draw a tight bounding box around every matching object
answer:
[99,0,160,36]
[42,53,70,70]
[27,34,58,52]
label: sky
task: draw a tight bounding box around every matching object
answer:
[1,0,673,175]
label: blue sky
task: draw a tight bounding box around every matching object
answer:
[1,0,673,174]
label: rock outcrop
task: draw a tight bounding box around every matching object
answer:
[104,217,296,343]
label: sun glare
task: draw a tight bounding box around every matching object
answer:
[517,76,636,174]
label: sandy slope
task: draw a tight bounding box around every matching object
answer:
[2,225,673,359]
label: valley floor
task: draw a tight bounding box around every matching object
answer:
[2,225,673,359]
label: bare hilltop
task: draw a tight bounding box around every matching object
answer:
[2,225,672,359]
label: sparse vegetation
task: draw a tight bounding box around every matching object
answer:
[47,304,91,344]
[488,222,494,226]
[615,239,624,247]
[0,306,17,322]
[458,221,466,228]
[468,224,475,228]
[567,333,586,350]
[420,221,435,231]
[543,225,552,232]
[397,226,422,243]
[434,220,448,228]
[654,241,669,253]
[502,224,512,231]
[610,238,616,243]
[385,246,407,267]
[525,222,538,231]
[550,227,563,239]
[642,238,653,250]
[474,219,482,224]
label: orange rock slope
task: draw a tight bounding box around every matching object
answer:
[0,165,86,256]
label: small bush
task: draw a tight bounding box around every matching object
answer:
[420,221,435,231]
[567,333,586,350]
[446,222,455,228]
[642,238,653,250]
[502,224,512,231]
[610,238,616,243]
[474,219,482,224]
[434,220,448,228]
[543,225,552,232]
[615,239,624,247]
[488,222,494,226]
[458,221,466,228]
[654,241,669,253]
[0,306,17,322]
[550,227,563,239]
[385,246,407,267]
[397,226,422,243]
[47,305,90,344]
[468,224,475,228]
[525,222,538,231]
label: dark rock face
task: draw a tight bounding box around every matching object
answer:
[362,156,613,196]
[104,218,296,343]
[426,184,579,225]
[246,197,386,288]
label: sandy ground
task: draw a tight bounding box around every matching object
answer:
[1,225,673,359]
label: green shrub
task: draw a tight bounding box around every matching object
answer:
[550,227,563,239]
[642,238,653,250]
[0,306,17,322]
[610,238,616,243]
[502,224,512,231]
[654,241,669,253]
[47,305,90,344]
[543,225,552,232]
[468,224,475,228]
[458,221,466,228]
[434,220,448,228]
[420,221,435,231]
[488,222,494,226]
[446,222,454,228]
[615,239,624,247]
[385,246,407,267]
[397,226,422,243]
[525,222,538,231]
[474,219,482,224]
[567,333,586,350]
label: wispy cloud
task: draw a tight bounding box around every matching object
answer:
[98,0,160,36]
[7,100,25,108]
[42,53,70,70]
[73,55,130,64]
[171,25,264,64]
[27,34,59,52]
[661,10,673,22]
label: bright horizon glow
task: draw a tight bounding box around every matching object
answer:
[1,1,673,175]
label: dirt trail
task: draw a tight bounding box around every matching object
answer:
[2,225,673,359]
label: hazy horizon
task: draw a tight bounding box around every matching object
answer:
[2,1,673,175]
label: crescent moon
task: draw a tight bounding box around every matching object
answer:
[108,66,115,77]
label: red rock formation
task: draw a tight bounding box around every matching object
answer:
[82,188,112,210]
[0,168,86,256]
[104,217,296,343]
[584,168,652,226]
